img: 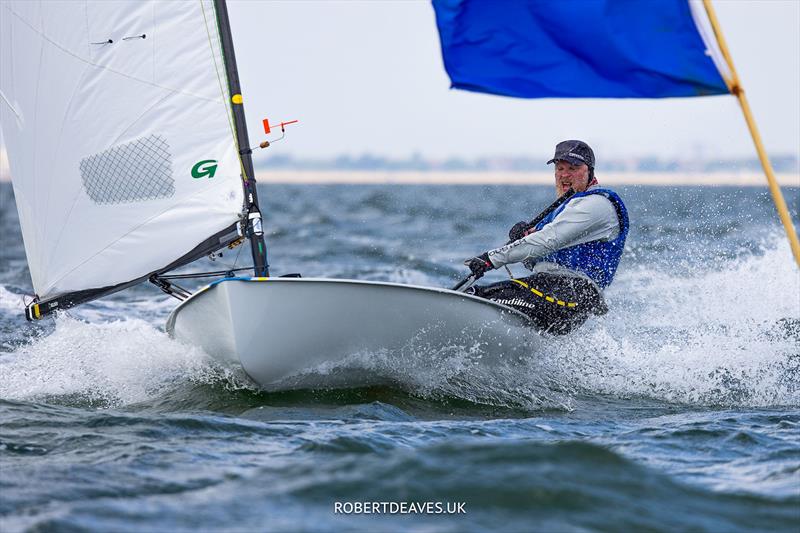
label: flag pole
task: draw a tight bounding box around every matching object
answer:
[702,0,800,267]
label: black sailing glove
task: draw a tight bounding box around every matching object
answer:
[508,220,529,242]
[464,252,494,279]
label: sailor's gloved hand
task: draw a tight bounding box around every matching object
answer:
[508,221,530,242]
[464,252,494,279]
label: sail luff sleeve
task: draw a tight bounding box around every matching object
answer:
[213,0,269,277]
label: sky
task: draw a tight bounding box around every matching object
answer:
[1,0,799,172]
[224,0,800,163]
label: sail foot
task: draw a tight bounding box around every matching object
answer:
[23,221,243,320]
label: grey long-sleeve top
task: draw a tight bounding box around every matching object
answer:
[487,186,620,278]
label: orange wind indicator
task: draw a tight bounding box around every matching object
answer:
[254,117,300,151]
[263,118,299,135]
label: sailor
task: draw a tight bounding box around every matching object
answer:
[464,140,629,334]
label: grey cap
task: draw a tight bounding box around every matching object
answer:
[547,140,595,168]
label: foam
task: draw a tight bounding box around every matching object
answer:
[1,235,796,410]
[538,236,800,407]
[278,331,568,411]
[0,316,244,406]
[290,235,799,409]
[0,285,27,312]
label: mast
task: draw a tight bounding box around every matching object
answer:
[213,0,270,277]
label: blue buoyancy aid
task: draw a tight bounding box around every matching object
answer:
[533,188,629,289]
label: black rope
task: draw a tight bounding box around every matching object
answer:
[158,267,254,280]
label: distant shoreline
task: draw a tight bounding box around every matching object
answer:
[255,170,800,187]
[0,170,797,187]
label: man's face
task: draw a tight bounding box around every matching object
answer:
[554,160,590,194]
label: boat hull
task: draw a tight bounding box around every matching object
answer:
[166,277,535,390]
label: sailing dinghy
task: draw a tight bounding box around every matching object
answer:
[166,277,532,390]
[2,0,533,390]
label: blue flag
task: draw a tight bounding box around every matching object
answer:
[432,0,729,98]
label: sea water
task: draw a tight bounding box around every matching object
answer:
[0,182,798,532]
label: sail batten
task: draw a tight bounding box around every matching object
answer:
[1,0,246,309]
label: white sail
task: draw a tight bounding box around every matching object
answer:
[0,0,245,300]
[688,0,733,86]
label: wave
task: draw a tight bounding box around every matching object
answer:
[0,316,248,407]
[2,426,795,533]
[0,234,797,411]
[541,236,800,407]
[0,285,28,313]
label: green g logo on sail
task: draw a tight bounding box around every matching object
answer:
[191,160,218,179]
